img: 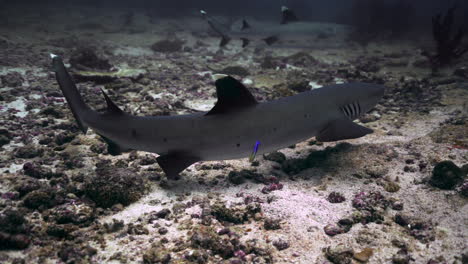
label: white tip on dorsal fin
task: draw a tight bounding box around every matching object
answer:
[281,6,289,12]
[200,10,207,15]
[212,74,228,81]
[50,53,58,59]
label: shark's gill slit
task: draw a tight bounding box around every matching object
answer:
[351,102,358,118]
[357,101,361,116]
[342,105,350,118]
[349,104,355,117]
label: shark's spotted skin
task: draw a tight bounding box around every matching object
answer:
[51,55,385,179]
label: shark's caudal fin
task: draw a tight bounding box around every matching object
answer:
[280,6,299,24]
[316,118,373,142]
[51,54,90,133]
[52,54,130,155]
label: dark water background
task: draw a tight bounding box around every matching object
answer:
[1,0,467,24]
[0,0,467,43]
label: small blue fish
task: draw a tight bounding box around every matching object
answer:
[249,141,261,162]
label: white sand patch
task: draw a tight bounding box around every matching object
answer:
[1,97,29,117]
[0,163,24,174]
[0,67,47,77]
[113,46,153,56]
[242,78,253,85]
[334,77,345,84]
[309,81,321,89]
[183,98,216,112]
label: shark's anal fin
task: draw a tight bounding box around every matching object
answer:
[99,134,132,155]
[316,118,373,142]
[206,76,258,115]
[157,152,200,180]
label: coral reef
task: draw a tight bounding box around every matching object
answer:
[423,6,468,69]
[69,46,113,71]
[151,39,185,53]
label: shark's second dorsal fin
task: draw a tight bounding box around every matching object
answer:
[281,6,299,24]
[206,76,258,115]
[100,89,124,115]
[316,118,373,142]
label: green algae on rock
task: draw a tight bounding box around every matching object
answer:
[72,68,147,83]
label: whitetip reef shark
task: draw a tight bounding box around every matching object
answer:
[200,6,352,47]
[51,54,385,179]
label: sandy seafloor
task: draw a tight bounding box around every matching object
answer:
[0,7,467,264]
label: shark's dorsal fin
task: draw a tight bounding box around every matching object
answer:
[316,118,373,142]
[281,6,299,24]
[206,76,258,115]
[157,151,200,180]
[241,19,251,30]
[100,89,124,115]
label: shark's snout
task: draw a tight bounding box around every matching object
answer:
[371,84,386,99]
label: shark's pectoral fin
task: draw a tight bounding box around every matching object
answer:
[99,135,132,155]
[241,38,250,48]
[220,36,231,47]
[206,76,258,115]
[316,118,373,142]
[157,152,200,180]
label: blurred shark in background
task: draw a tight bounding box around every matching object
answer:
[200,6,352,47]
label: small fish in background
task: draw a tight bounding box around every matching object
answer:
[51,54,384,179]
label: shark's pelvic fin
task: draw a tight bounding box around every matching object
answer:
[157,152,200,180]
[220,35,231,47]
[100,88,124,115]
[263,36,279,45]
[99,134,132,155]
[206,76,258,115]
[241,38,250,48]
[316,118,373,142]
[241,19,251,30]
[281,6,299,24]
